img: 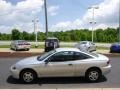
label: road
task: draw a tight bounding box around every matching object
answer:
[0,57,120,89]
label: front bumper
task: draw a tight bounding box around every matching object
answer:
[10,66,20,79]
[101,64,111,75]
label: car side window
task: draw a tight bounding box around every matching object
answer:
[73,52,92,60]
[48,51,74,62]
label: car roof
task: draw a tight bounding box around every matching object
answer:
[79,41,91,43]
[46,37,58,40]
[14,40,26,42]
[55,48,80,52]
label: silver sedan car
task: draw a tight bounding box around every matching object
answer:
[75,41,96,52]
[10,48,111,83]
[10,40,31,51]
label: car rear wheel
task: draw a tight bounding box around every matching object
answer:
[85,68,101,82]
[14,46,18,51]
[20,69,37,83]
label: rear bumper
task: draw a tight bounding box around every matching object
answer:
[17,46,30,50]
[101,64,111,75]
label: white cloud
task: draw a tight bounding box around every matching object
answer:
[0,0,119,33]
[50,19,82,31]
[83,0,119,29]
[48,6,59,16]
[51,0,119,31]
[0,0,44,33]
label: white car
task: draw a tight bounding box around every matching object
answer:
[10,40,31,51]
[10,48,111,83]
[75,41,96,52]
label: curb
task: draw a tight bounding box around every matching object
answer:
[0,52,120,58]
[0,88,119,90]
[0,52,41,57]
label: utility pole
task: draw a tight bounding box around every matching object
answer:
[44,0,48,38]
[118,0,120,42]
[32,19,39,47]
[88,6,99,42]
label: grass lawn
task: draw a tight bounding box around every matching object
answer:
[0,45,109,50]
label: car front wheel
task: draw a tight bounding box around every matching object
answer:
[85,68,101,82]
[20,69,37,83]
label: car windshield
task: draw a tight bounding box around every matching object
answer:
[80,41,87,44]
[37,50,56,61]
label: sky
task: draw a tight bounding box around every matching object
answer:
[0,0,119,33]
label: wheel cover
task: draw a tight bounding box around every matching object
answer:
[23,72,34,82]
[89,71,99,81]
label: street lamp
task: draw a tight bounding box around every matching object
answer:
[32,19,39,47]
[119,0,120,42]
[44,0,48,38]
[88,6,99,42]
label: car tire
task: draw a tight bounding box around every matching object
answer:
[85,68,101,82]
[45,48,48,52]
[20,69,37,83]
[14,47,18,51]
[25,48,29,51]
[110,50,113,53]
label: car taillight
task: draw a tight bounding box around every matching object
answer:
[18,44,23,45]
[25,44,30,45]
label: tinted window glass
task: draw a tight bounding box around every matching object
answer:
[49,51,74,62]
[38,50,56,61]
[46,39,58,42]
[73,52,92,60]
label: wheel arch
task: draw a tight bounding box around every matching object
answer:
[19,68,38,78]
[85,67,102,76]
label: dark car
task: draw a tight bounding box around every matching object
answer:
[45,37,59,52]
[110,43,120,53]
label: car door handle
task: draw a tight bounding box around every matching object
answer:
[68,64,73,66]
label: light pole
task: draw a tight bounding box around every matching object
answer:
[44,0,48,38]
[118,0,120,42]
[32,19,39,47]
[88,6,99,42]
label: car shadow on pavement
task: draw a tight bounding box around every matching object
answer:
[7,75,107,85]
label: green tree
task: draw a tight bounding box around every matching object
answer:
[22,31,30,40]
[11,29,21,40]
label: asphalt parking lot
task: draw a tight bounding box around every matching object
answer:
[0,56,120,89]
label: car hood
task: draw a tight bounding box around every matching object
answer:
[15,56,42,66]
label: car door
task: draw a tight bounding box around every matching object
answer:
[39,51,75,77]
[73,52,93,76]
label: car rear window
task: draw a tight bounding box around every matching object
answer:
[18,41,28,44]
[46,39,58,42]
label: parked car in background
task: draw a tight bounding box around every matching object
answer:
[75,41,96,52]
[10,40,31,51]
[45,37,60,52]
[110,43,120,53]
[10,48,111,83]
